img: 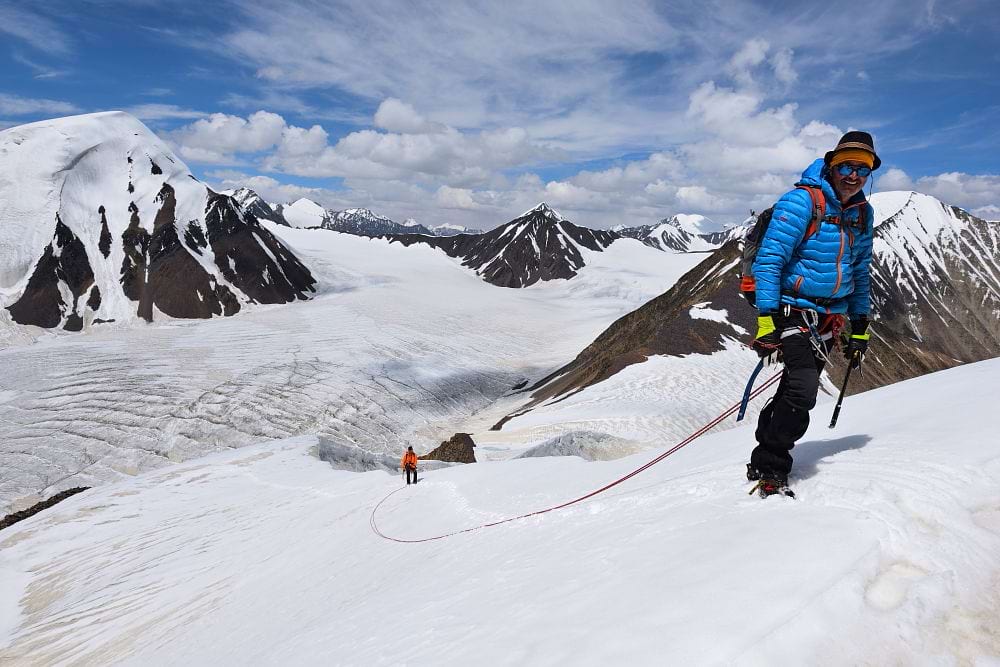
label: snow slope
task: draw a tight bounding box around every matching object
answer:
[1,359,997,665]
[0,226,703,513]
[281,198,329,228]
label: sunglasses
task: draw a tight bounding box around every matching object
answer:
[834,164,872,178]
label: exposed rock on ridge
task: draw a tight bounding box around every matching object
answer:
[0,112,316,330]
[387,203,619,287]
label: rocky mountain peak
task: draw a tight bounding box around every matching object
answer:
[521,202,566,222]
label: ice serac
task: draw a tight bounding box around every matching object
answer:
[387,202,620,287]
[0,112,316,329]
[502,192,1000,416]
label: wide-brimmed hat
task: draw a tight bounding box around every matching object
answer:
[825,131,881,170]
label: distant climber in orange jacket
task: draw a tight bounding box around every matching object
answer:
[401,446,418,485]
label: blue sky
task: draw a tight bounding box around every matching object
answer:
[1,0,998,229]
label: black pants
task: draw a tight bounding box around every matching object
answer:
[751,325,829,477]
[405,467,417,485]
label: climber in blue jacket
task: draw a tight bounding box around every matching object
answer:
[747,131,880,496]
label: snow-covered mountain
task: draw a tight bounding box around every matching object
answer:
[388,203,620,287]
[0,112,316,330]
[231,187,289,227]
[324,207,434,236]
[617,214,730,253]
[497,191,1000,425]
[431,222,483,236]
[278,198,332,229]
[702,222,750,247]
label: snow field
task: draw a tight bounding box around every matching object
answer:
[1,359,998,664]
[0,226,703,513]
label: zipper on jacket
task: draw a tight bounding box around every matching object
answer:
[832,227,846,295]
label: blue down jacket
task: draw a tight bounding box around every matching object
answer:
[752,158,874,315]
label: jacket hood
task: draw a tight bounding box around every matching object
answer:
[796,157,868,207]
[796,158,831,190]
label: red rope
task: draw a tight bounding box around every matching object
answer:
[370,369,783,543]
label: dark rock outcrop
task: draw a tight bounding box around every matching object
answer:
[387,203,619,287]
[421,432,477,463]
[8,216,96,329]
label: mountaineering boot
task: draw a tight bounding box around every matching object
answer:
[746,464,795,498]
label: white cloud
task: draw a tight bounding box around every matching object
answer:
[973,204,1000,220]
[676,185,730,212]
[727,39,769,86]
[174,106,556,187]
[770,48,797,86]
[126,104,207,121]
[172,111,287,163]
[0,93,79,116]
[878,167,914,190]
[686,82,798,145]
[374,98,439,134]
[435,186,479,210]
[0,5,71,55]
[11,52,68,79]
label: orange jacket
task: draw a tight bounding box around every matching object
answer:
[401,451,418,470]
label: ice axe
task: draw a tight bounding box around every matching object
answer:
[829,351,858,428]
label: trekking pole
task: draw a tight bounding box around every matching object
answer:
[828,352,858,428]
[736,358,765,422]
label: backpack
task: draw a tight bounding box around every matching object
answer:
[738,185,827,307]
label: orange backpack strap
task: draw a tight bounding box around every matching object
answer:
[795,185,826,239]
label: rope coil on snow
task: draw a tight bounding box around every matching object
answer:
[370,370,783,543]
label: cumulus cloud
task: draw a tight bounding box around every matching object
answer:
[171,111,287,163]
[174,105,556,187]
[435,186,479,209]
[373,98,440,134]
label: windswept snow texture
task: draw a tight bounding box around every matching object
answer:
[0,227,703,513]
[1,361,998,665]
[0,112,315,330]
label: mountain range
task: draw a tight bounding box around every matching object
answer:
[1,111,998,514]
[493,190,1000,433]
[385,203,620,287]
